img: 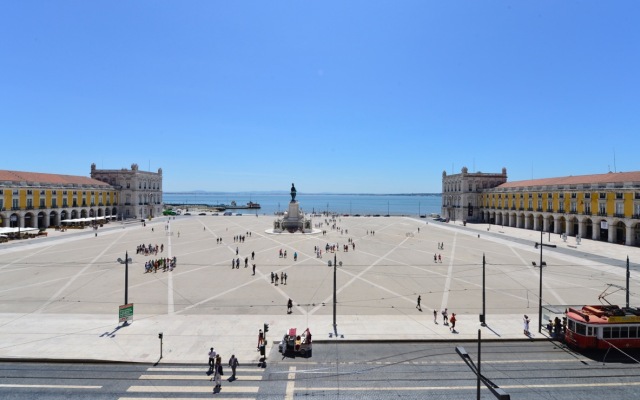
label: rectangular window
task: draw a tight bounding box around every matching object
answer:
[568,320,576,332]
[0,199,3,209]
[13,199,19,208]
[52,198,57,207]
[616,192,623,199]
[39,198,45,207]
[599,192,607,199]
[616,203,624,215]
[599,203,607,214]
[27,198,33,208]
[585,193,591,199]
[620,326,629,338]
[571,193,577,199]
[603,327,611,339]
[27,190,33,195]
[576,323,586,336]
[570,202,577,212]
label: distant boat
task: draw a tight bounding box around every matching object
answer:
[223,201,261,210]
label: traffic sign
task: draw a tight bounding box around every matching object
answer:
[119,303,134,323]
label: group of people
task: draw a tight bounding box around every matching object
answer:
[144,256,177,273]
[422,303,457,333]
[271,271,288,285]
[137,243,162,255]
[207,347,239,393]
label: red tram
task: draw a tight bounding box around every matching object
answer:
[565,305,640,350]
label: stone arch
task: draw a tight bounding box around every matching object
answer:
[24,212,35,228]
[49,210,59,226]
[614,220,626,245]
[71,209,78,219]
[80,209,88,218]
[9,213,20,228]
[631,222,640,247]
[98,208,103,217]
[89,208,95,218]
[596,219,608,241]
[545,215,554,233]
[526,214,534,230]
[567,216,578,237]
[37,211,47,229]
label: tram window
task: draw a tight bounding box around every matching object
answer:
[587,327,594,336]
[603,327,611,339]
[576,323,586,335]
[630,326,638,338]
[568,320,575,332]
[620,326,629,338]
[611,327,620,339]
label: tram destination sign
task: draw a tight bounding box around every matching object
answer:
[119,303,134,323]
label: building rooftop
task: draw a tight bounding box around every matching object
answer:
[497,171,640,189]
[0,170,112,188]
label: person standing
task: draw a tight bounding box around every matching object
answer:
[287,298,293,314]
[442,308,449,324]
[449,313,457,332]
[251,251,255,260]
[228,354,239,381]
[416,295,421,311]
[270,272,274,284]
[433,309,438,324]
[252,263,256,276]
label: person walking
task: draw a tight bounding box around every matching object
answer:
[416,295,422,311]
[287,298,293,314]
[523,315,530,336]
[208,347,216,370]
[270,272,274,284]
[213,355,223,391]
[433,309,438,324]
[449,313,457,332]
[442,308,449,325]
[228,354,239,381]
[251,251,255,260]
[257,329,264,349]
[252,263,256,276]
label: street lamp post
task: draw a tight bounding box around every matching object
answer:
[117,252,132,306]
[538,227,543,334]
[333,253,338,336]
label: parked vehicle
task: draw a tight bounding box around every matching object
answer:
[278,328,312,358]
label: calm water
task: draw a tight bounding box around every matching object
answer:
[163,193,442,216]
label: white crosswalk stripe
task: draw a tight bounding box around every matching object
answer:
[117,365,264,400]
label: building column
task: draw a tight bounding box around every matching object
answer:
[554,216,562,234]
[593,222,600,240]
[626,225,636,247]
[578,219,585,239]
[44,212,50,228]
[19,213,24,228]
[543,216,549,232]
[608,221,616,243]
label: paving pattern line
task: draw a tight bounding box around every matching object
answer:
[147,367,264,372]
[309,237,412,314]
[284,366,296,400]
[126,385,259,393]
[167,222,175,315]
[298,381,640,391]
[139,374,263,381]
[509,245,567,306]
[0,383,102,389]
[35,230,126,314]
[439,232,457,313]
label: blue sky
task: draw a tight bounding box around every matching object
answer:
[1,1,638,193]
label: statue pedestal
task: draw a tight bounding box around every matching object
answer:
[273,200,312,233]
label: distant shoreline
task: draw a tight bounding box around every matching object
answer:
[163,191,441,196]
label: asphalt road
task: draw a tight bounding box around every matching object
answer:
[1,341,639,399]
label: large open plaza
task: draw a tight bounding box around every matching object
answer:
[0,214,638,364]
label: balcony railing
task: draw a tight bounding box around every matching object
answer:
[546,208,553,212]
[614,213,625,218]
[597,212,607,217]
[537,208,543,212]
[582,212,592,216]
[633,214,640,219]
[26,206,34,210]
[12,206,21,211]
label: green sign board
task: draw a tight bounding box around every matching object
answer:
[119,303,134,323]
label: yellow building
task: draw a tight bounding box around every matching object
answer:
[479,171,640,246]
[0,169,119,229]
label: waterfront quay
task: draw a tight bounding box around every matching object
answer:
[0,214,638,365]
